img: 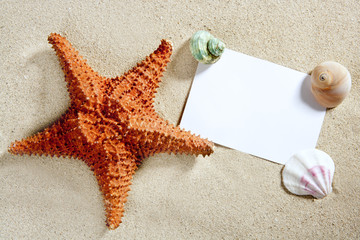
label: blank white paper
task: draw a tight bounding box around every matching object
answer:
[180,49,326,164]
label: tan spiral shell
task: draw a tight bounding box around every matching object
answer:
[311,61,351,108]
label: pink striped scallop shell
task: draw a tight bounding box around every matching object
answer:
[282,149,335,199]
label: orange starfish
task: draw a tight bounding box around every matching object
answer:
[9,33,214,230]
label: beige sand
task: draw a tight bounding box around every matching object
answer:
[1,1,359,239]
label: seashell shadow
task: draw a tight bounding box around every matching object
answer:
[196,62,213,75]
[279,166,315,200]
[300,75,326,111]
[170,39,198,81]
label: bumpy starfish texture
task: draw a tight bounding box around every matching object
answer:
[9,33,214,230]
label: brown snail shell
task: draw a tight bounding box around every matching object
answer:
[311,61,351,108]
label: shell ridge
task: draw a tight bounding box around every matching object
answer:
[300,175,324,197]
[305,165,329,197]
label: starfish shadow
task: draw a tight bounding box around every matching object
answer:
[138,153,198,174]
[173,39,212,126]
[169,39,198,81]
[25,49,70,134]
[172,40,196,126]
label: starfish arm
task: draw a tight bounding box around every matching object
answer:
[92,141,138,230]
[109,39,173,105]
[48,33,105,107]
[8,109,82,158]
[128,115,214,159]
